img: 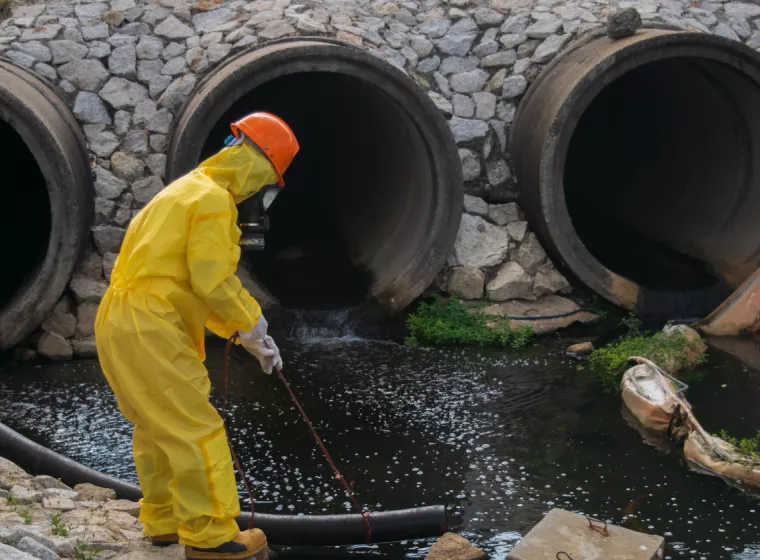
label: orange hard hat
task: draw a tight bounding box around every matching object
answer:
[230,112,299,187]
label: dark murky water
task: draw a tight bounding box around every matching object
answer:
[1,336,760,559]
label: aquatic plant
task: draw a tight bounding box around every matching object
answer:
[582,315,706,392]
[715,429,760,458]
[405,295,534,349]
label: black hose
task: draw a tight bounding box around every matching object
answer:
[0,421,447,545]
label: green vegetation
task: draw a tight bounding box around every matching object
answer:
[581,314,706,393]
[715,429,760,458]
[405,295,534,349]
[72,541,101,560]
[51,511,72,537]
[19,509,33,525]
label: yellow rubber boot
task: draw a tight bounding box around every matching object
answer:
[185,529,268,560]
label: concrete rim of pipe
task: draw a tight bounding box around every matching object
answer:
[166,38,463,316]
[0,60,93,351]
[512,30,760,320]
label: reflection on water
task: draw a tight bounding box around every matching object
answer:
[1,337,760,559]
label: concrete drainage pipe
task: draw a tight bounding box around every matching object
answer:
[0,60,93,351]
[513,30,760,319]
[167,38,463,315]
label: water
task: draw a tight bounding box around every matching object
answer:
[1,337,760,559]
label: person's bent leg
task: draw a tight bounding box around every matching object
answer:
[132,425,179,540]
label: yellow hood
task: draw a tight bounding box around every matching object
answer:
[195,142,279,204]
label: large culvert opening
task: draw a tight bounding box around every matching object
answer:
[564,56,760,293]
[170,40,463,314]
[0,120,52,311]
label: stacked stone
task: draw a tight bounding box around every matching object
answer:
[0,0,758,359]
[0,456,158,559]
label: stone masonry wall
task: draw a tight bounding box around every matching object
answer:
[1,0,759,359]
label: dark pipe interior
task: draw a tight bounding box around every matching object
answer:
[0,120,51,310]
[201,72,431,310]
[565,57,760,292]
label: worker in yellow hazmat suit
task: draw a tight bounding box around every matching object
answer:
[95,112,299,560]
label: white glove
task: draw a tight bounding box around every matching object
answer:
[239,315,282,374]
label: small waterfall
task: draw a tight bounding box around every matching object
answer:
[289,308,362,343]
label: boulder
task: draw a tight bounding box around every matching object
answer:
[487,261,533,301]
[452,214,509,268]
[447,267,485,300]
[74,483,116,502]
[425,533,486,560]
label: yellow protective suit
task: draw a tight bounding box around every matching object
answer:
[95,143,278,549]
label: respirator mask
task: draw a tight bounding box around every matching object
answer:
[224,133,282,251]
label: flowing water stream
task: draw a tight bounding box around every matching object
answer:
[1,335,759,559]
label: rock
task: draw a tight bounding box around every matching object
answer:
[120,22,151,36]
[88,41,112,59]
[0,457,31,490]
[109,44,137,77]
[103,499,141,517]
[259,21,295,40]
[100,77,149,109]
[449,116,489,142]
[488,202,521,226]
[501,75,527,98]
[16,41,51,62]
[532,34,571,64]
[33,63,57,81]
[32,476,73,492]
[41,496,77,512]
[481,50,517,67]
[137,35,164,60]
[132,176,165,204]
[506,221,528,243]
[73,92,111,125]
[474,7,504,27]
[94,197,116,224]
[70,276,108,303]
[486,159,509,186]
[92,226,127,255]
[162,54,189,75]
[20,25,61,42]
[724,2,760,19]
[94,167,128,200]
[192,7,237,32]
[484,296,599,335]
[500,34,527,49]
[452,94,474,117]
[207,42,231,64]
[452,214,510,268]
[50,40,89,64]
[157,74,197,112]
[567,341,594,357]
[57,59,110,91]
[122,129,148,154]
[450,69,489,93]
[103,252,118,281]
[459,151,481,182]
[154,15,194,39]
[607,7,642,39]
[146,154,167,177]
[514,232,547,275]
[417,56,441,73]
[137,59,164,83]
[82,23,110,41]
[410,35,434,57]
[437,31,477,56]
[186,46,208,73]
[487,261,533,301]
[426,533,486,560]
[525,18,562,39]
[37,333,73,361]
[429,91,452,115]
[0,543,38,560]
[41,310,77,339]
[486,68,506,93]
[662,324,708,371]
[10,485,41,505]
[74,484,116,502]
[447,267,485,299]
[111,151,145,181]
[713,23,740,41]
[5,51,37,67]
[72,337,98,358]
[533,263,572,296]
[418,19,451,38]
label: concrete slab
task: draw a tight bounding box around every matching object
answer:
[508,509,664,560]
